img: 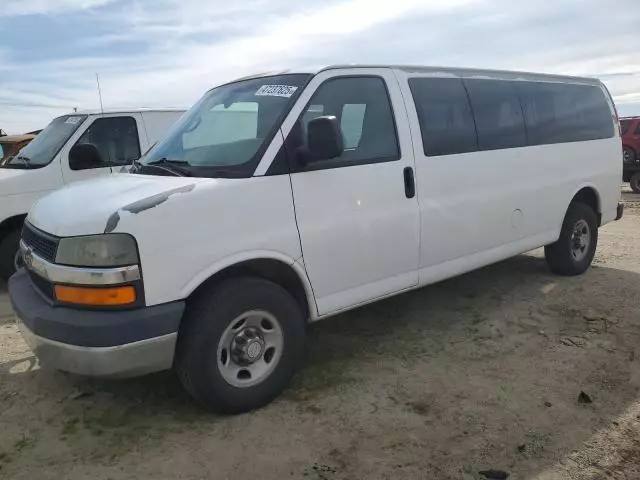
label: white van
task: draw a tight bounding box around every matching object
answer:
[0,108,185,280]
[9,66,624,413]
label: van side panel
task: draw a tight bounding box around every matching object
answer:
[395,70,621,287]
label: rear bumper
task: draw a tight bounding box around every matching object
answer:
[8,268,185,378]
[616,202,624,221]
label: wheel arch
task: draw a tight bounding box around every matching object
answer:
[180,252,318,321]
[0,214,27,241]
[568,185,601,226]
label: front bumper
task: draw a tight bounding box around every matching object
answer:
[616,202,624,221]
[8,269,185,378]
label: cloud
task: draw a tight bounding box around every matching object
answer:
[0,0,116,16]
[1,0,639,132]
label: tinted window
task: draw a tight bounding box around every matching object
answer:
[620,120,631,135]
[515,82,614,145]
[409,78,477,156]
[464,79,526,150]
[74,116,140,169]
[293,76,399,169]
[635,122,640,135]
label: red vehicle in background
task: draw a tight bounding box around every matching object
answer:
[621,116,640,192]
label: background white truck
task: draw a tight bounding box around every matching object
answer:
[0,108,185,280]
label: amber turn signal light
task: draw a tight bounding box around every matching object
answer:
[54,285,136,306]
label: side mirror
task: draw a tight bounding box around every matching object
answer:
[306,116,344,162]
[69,143,105,170]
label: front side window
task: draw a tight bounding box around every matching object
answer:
[463,79,527,151]
[635,121,640,135]
[621,120,631,135]
[139,74,311,178]
[0,115,87,169]
[291,76,399,170]
[73,116,141,170]
[409,77,478,156]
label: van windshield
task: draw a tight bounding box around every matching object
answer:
[0,115,88,169]
[137,74,311,178]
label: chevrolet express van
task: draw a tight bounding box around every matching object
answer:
[0,108,185,280]
[9,66,624,413]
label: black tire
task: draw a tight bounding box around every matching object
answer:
[545,202,598,276]
[631,172,640,194]
[175,276,306,414]
[0,229,20,282]
[623,146,636,164]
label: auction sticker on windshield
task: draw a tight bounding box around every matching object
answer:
[255,85,298,98]
[65,117,83,124]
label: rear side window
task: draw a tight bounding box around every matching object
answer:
[515,82,614,145]
[409,78,477,156]
[620,120,631,135]
[463,79,527,151]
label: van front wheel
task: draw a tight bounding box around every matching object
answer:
[175,276,306,414]
[0,229,20,282]
[545,202,598,276]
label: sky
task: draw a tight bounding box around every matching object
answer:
[0,0,639,133]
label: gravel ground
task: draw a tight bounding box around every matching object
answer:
[0,189,639,480]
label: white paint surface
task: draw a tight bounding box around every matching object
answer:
[22,66,623,323]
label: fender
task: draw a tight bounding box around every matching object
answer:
[554,182,601,235]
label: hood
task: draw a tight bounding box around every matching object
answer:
[28,174,208,237]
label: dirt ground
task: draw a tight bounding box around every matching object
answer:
[1,190,639,480]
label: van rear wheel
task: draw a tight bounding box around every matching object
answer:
[630,172,640,193]
[544,202,598,276]
[175,276,306,414]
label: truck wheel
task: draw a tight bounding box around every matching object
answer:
[623,146,636,163]
[175,276,306,414]
[0,229,20,282]
[545,202,598,276]
[631,172,640,193]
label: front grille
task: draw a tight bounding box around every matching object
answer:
[22,223,59,263]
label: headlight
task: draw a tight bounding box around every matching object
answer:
[55,234,139,267]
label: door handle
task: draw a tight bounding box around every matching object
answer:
[403,167,415,199]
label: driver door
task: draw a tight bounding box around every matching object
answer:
[283,69,421,316]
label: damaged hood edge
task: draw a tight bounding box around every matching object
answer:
[27,174,208,237]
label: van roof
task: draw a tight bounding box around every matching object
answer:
[233,65,602,86]
[68,107,186,116]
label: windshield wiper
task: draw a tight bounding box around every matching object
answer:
[7,155,34,169]
[146,158,192,176]
[133,158,191,177]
